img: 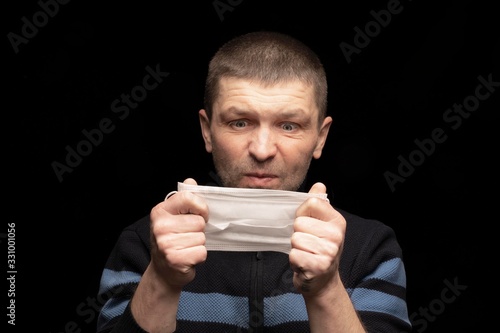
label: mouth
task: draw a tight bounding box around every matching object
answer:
[243,173,278,186]
[246,172,277,179]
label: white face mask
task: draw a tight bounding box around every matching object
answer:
[169,182,329,254]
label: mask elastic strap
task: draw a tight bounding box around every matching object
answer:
[165,191,177,200]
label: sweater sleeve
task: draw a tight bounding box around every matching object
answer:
[96,216,152,333]
[339,209,412,333]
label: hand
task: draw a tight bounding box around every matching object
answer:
[289,182,346,297]
[149,178,209,289]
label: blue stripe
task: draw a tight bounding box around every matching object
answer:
[349,288,410,325]
[362,258,407,287]
[178,292,309,327]
[98,266,409,327]
[97,269,141,330]
[99,268,141,293]
[264,293,308,326]
[178,291,249,328]
[97,297,130,327]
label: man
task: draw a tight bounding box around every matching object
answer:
[96,31,411,332]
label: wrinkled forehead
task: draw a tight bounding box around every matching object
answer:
[212,77,320,123]
[216,77,315,103]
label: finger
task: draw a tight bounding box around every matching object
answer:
[289,248,332,272]
[164,178,199,200]
[295,182,330,219]
[296,196,331,222]
[151,194,209,227]
[183,178,198,186]
[291,231,320,252]
[291,230,340,257]
[307,182,327,194]
[175,178,208,217]
[294,214,341,236]
[154,213,207,234]
[165,245,208,270]
[157,231,206,250]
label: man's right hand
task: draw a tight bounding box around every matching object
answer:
[130,178,208,332]
[149,178,209,289]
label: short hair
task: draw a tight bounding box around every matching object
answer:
[204,31,328,121]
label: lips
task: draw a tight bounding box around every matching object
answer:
[243,173,278,188]
[245,173,277,179]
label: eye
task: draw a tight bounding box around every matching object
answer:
[229,119,248,129]
[281,122,298,132]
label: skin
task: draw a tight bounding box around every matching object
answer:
[130,78,366,332]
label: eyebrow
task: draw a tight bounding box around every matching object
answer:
[219,106,314,129]
[223,106,308,117]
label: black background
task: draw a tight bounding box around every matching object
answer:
[4,0,498,332]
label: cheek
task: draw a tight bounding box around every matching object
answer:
[213,135,244,156]
[282,143,316,165]
[280,139,315,155]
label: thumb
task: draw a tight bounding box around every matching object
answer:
[308,182,327,194]
[183,178,198,186]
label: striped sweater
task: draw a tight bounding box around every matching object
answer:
[96,199,411,332]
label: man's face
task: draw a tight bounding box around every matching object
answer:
[199,77,332,190]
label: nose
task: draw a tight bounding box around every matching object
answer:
[248,127,278,162]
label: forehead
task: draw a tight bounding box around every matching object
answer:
[215,77,316,110]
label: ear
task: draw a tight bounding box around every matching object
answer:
[313,116,332,159]
[199,109,213,153]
